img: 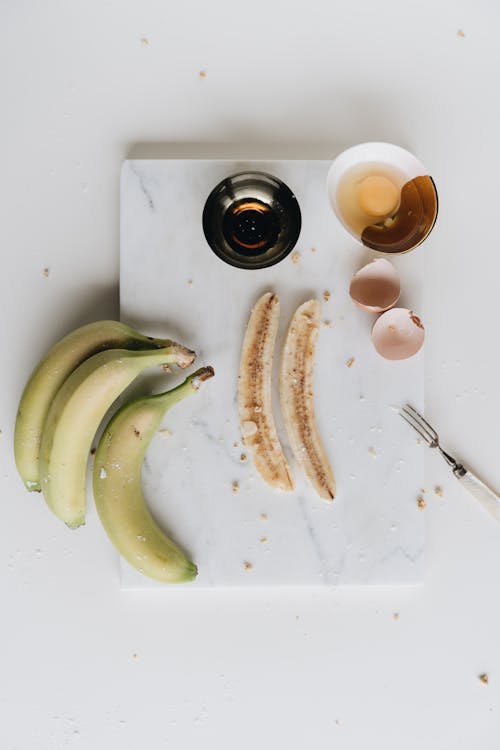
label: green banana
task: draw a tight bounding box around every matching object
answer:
[39,344,195,529]
[15,320,182,493]
[93,367,214,584]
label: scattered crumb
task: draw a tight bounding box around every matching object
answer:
[335,719,341,726]
[140,37,149,46]
[260,513,268,521]
[90,448,96,456]
[323,320,332,328]
[99,467,107,479]
[435,485,443,497]
[161,364,172,374]
[368,447,376,458]
[346,357,355,368]
[43,267,50,278]
[310,247,316,253]
[199,70,207,79]
[158,428,172,439]
[233,441,239,448]
[132,653,139,660]
[232,481,239,494]
[243,561,253,571]
[457,29,465,38]
[133,427,141,437]
[291,251,300,265]
[417,496,426,511]
[187,279,193,287]
[260,537,268,544]
[240,453,247,463]
[479,673,489,685]
[393,612,400,621]
[421,488,426,494]
[323,290,331,302]
[416,437,423,445]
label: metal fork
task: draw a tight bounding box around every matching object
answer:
[400,404,500,523]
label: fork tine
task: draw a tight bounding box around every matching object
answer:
[403,403,438,440]
[400,406,436,443]
[399,408,434,445]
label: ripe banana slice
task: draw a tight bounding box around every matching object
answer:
[14,320,180,492]
[239,293,293,492]
[93,367,214,584]
[280,300,336,501]
[39,343,195,529]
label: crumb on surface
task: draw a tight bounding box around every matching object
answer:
[335,719,341,726]
[260,513,268,521]
[368,446,376,458]
[310,247,316,253]
[435,485,443,497]
[346,357,355,368]
[323,290,331,302]
[393,612,400,621]
[43,267,50,278]
[199,70,207,78]
[243,561,253,571]
[457,29,465,38]
[132,653,139,660]
[233,441,239,448]
[260,536,268,544]
[232,481,239,494]
[479,673,489,684]
[323,320,332,328]
[158,428,172,439]
[161,364,172,374]
[291,251,300,265]
[140,37,149,46]
[187,279,193,286]
[240,453,247,462]
[417,496,426,511]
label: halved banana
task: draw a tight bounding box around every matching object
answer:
[238,293,293,492]
[280,299,336,501]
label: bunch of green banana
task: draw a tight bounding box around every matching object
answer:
[93,367,214,583]
[14,319,214,583]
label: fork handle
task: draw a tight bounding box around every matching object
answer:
[454,466,500,523]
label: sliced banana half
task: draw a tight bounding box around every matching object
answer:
[238,292,293,492]
[280,299,336,501]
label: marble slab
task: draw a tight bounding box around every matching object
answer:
[119,159,424,588]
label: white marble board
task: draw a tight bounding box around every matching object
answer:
[119,159,424,589]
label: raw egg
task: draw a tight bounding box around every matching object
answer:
[372,308,425,360]
[349,258,400,313]
[327,142,438,254]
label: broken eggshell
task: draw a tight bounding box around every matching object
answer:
[349,258,400,313]
[372,307,425,360]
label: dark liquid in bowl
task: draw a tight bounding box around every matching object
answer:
[361,175,438,253]
[222,200,280,256]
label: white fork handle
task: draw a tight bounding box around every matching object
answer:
[455,468,500,523]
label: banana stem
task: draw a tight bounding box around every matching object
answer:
[151,367,215,408]
[135,343,196,369]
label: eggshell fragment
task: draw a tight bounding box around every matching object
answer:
[349,259,400,313]
[372,308,425,360]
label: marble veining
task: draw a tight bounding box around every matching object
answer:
[120,159,424,589]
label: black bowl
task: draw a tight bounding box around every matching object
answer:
[202,171,301,270]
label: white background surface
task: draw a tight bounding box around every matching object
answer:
[2,1,500,747]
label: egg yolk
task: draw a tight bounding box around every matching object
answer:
[356,175,400,218]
